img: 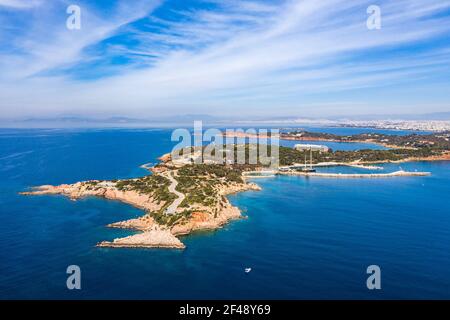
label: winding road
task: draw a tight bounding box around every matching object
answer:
[164,171,185,215]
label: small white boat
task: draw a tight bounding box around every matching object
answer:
[245,268,252,273]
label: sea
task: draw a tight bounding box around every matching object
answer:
[0,127,449,299]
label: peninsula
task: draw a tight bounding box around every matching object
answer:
[20,130,450,249]
[21,152,262,249]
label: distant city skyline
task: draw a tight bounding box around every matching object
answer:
[2,112,450,132]
[1,0,450,119]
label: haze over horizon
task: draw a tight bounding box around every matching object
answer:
[1,0,450,119]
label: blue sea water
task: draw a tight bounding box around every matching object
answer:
[0,128,449,299]
[279,139,388,151]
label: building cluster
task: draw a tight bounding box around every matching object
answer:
[340,120,450,132]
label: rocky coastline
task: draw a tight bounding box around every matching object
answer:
[21,167,261,249]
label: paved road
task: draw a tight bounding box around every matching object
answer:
[164,171,185,215]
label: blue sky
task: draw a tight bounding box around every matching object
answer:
[0,0,450,119]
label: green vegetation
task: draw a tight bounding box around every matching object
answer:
[178,164,243,183]
[172,141,444,167]
[277,130,450,166]
[149,209,193,226]
[176,164,243,207]
[83,180,100,191]
[278,146,440,165]
[115,174,176,204]
[110,163,246,214]
[282,130,450,150]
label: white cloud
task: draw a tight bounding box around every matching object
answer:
[0,0,161,80]
[0,0,42,9]
[1,0,450,119]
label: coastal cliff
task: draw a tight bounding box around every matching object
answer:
[21,164,261,249]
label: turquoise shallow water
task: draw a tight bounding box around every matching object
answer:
[0,128,449,299]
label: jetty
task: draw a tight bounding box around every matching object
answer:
[282,162,383,170]
[278,170,431,178]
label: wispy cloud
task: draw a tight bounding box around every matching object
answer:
[0,0,161,79]
[0,0,42,9]
[1,0,450,119]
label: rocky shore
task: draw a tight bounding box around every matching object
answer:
[21,170,261,250]
[21,181,164,212]
[97,226,185,249]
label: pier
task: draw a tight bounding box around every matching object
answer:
[278,170,431,178]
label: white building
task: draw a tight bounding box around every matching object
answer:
[294,143,329,152]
